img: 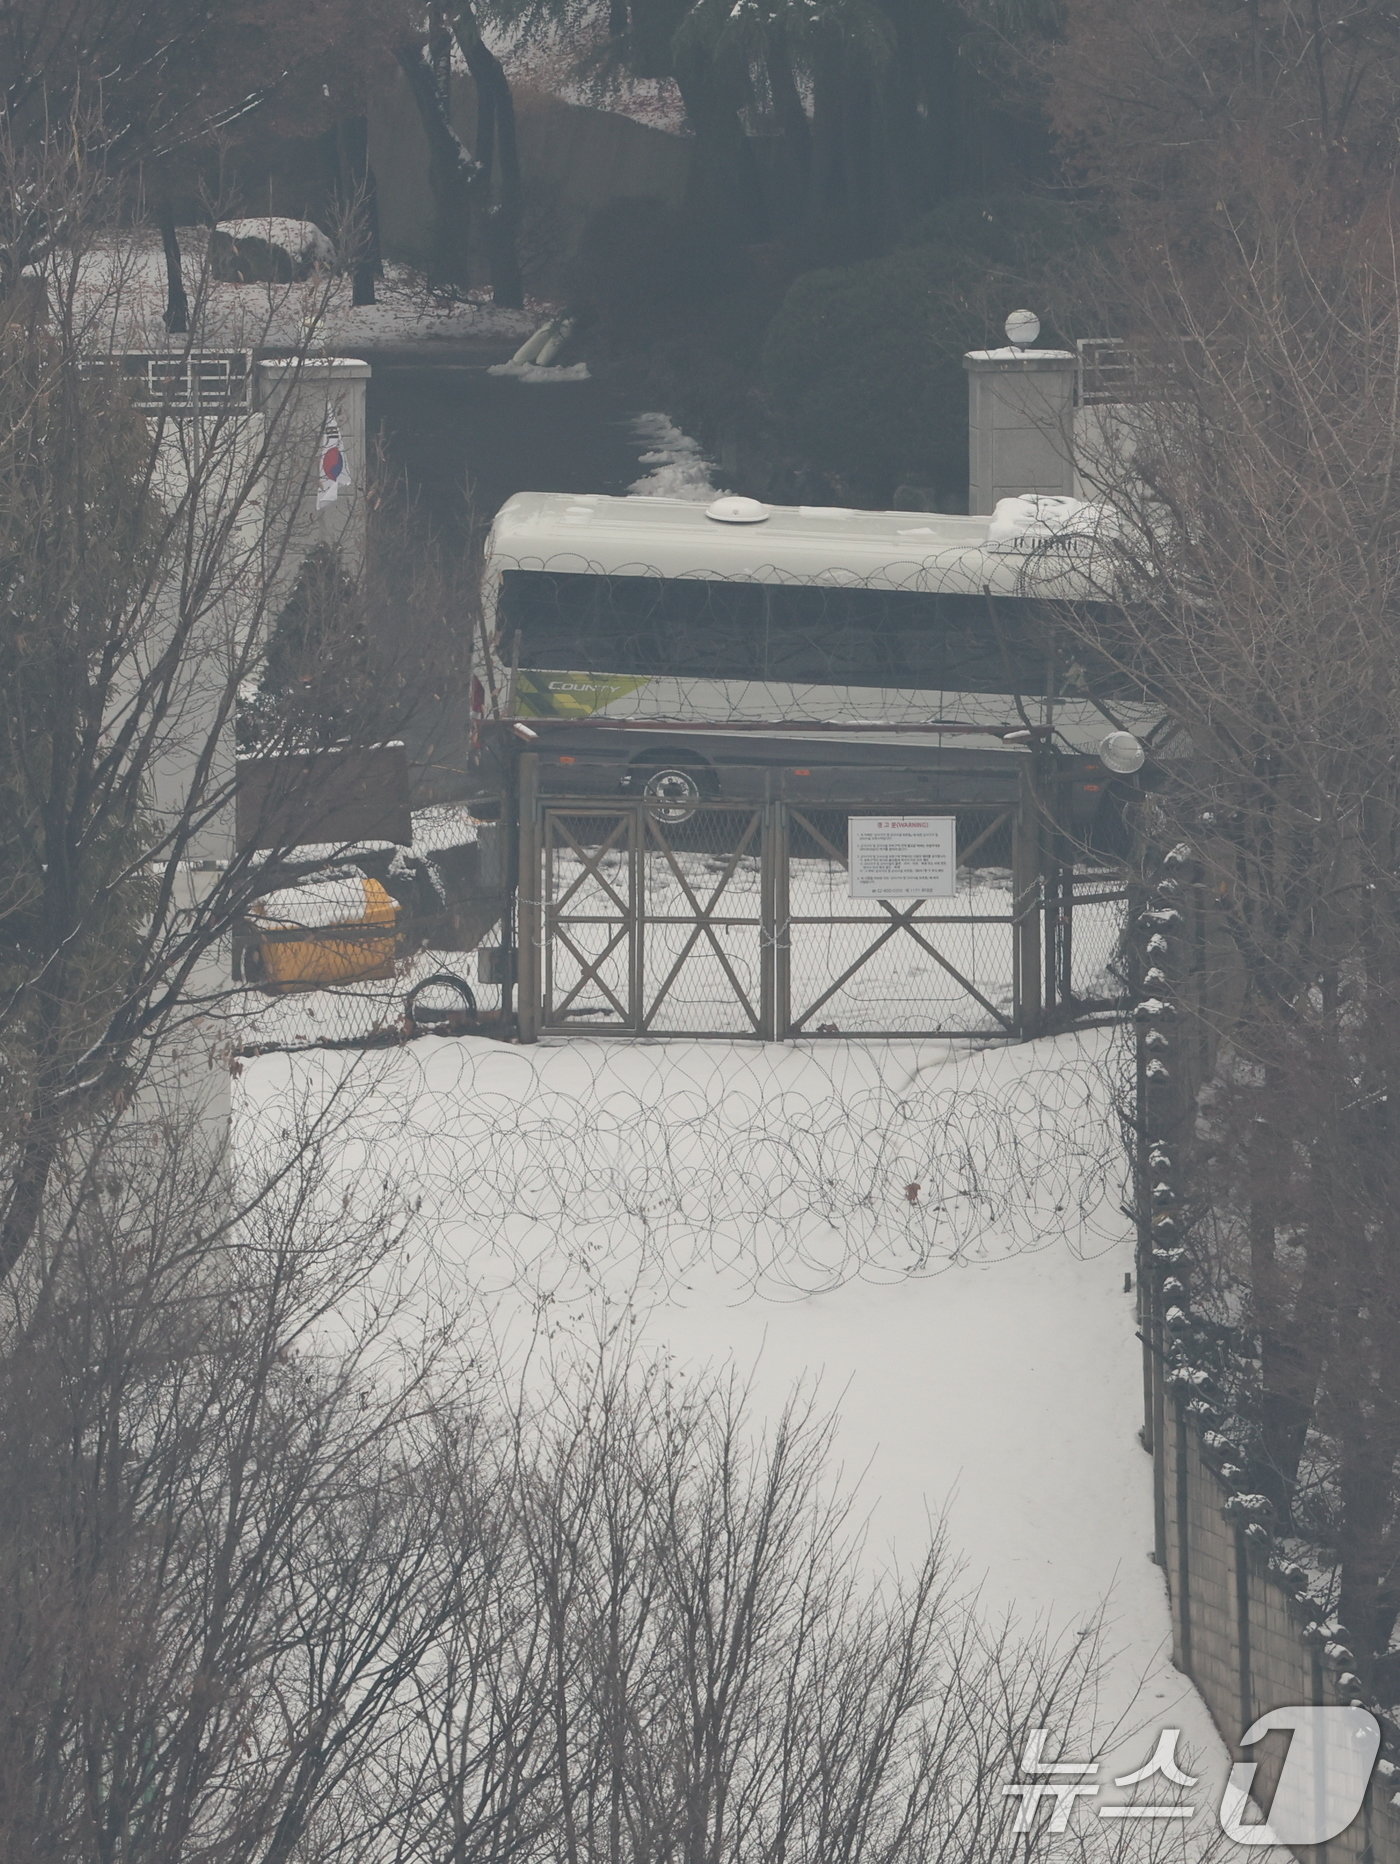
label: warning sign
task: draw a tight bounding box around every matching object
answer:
[847,816,957,900]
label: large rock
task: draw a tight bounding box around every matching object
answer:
[209,218,334,284]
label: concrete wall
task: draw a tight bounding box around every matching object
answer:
[130,360,371,1144]
[964,349,1078,514]
[1153,1401,1400,1859]
[1072,399,1140,500]
[1132,876,1400,1859]
[962,344,1145,511]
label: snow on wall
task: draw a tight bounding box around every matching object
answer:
[1157,1357,1400,1858]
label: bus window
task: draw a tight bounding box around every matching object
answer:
[496,569,1140,702]
[657,580,763,679]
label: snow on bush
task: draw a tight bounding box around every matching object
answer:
[627,413,724,500]
[210,218,335,283]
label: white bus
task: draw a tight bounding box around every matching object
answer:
[476,491,1156,828]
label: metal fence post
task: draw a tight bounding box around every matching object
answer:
[1174,1388,1194,1672]
[516,754,541,1042]
[1013,766,1043,1038]
[762,800,790,1040]
[629,802,644,1032]
[1234,1520,1255,1736]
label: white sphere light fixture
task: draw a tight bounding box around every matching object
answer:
[1005,308,1041,347]
[705,496,770,524]
[1099,730,1147,775]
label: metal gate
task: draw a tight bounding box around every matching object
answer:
[522,799,773,1038]
[514,773,1091,1041]
[776,801,1027,1039]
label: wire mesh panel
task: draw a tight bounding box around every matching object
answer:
[538,803,770,1036]
[1054,865,1131,1014]
[528,793,1038,1040]
[780,806,1023,1039]
[540,807,640,1032]
[635,805,768,1035]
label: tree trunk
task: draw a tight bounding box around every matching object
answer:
[356,159,383,307]
[1333,1265,1396,1672]
[764,28,810,226]
[157,196,189,335]
[450,6,524,309]
[673,46,767,244]
[840,55,877,254]
[808,40,847,242]
[429,4,453,100]
[1248,1083,1312,1514]
[335,115,382,307]
[396,40,476,294]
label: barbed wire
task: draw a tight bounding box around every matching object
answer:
[237,1022,1133,1326]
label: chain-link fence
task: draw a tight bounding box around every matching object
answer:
[517,783,1128,1042]
[229,783,1131,1057]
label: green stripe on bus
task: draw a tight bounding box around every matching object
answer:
[514,671,651,718]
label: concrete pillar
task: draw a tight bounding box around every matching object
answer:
[964,347,1077,515]
[256,357,372,576]
[129,358,371,1155]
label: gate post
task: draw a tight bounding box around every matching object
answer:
[1013,765,1044,1038]
[516,753,542,1043]
[762,800,790,1040]
[628,801,644,1032]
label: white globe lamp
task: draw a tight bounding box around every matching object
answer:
[1099,730,1147,775]
[1005,309,1041,348]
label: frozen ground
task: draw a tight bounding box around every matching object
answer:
[236,1022,1264,1854]
[51,232,541,354]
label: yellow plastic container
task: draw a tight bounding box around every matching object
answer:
[255,875,398,989]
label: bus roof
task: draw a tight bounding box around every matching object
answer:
[483,492,1113,601]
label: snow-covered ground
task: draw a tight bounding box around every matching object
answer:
[237,1021,1252,1852]
[51,232,541,354]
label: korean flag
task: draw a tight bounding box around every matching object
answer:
[317,402,352,508]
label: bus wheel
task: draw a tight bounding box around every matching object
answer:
[630,756,712,824]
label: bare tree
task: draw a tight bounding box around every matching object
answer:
[0,1093,486,1863]
[0,146,472,1285]
[1033,0,1400,1686]
[355,1351,1171,1864]
[0,1074,1202,1864]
